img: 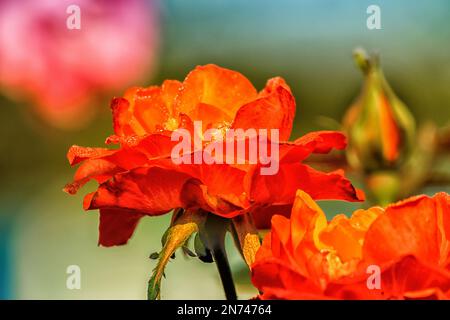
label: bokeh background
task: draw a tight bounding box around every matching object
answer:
[1,0,449,299]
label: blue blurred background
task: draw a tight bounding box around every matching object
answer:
[0,0,449,299]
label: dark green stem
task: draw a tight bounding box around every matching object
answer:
[203,214,237,300]
[211,242,237,300]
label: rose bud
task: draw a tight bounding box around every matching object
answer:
[343,48,416,173]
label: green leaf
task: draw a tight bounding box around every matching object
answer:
[194,230,214,263]
[161,228,169,247]
[147,210,207,300]
[194,232,207,257]
[182,246,197,258]
[147,276,160,300]
[149,252,159,260]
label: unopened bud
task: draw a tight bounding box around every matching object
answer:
[343,48,416,173]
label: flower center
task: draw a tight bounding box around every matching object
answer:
[164,117,179,131]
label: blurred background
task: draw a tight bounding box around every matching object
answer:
[0,0,449,299]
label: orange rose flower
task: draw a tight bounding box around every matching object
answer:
[65,64,363,246]
[252,190,450,299]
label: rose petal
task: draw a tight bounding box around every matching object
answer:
[327,255,450,300]
[85,166,193,215]
[112,81,182,137]
[363,195,443,265]
[175,64,257,121]
[67,145,116,166]
[279,131,347,163]
[98,208,145,247]
[232,77,295,141]
[249,163,364,206]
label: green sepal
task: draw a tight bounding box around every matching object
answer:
[147,209,206,300]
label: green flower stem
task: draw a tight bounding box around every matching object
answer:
[211,240,237,300]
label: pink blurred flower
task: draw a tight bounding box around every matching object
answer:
[0,0,159,129]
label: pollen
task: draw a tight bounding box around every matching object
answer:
[164,117,179,131]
